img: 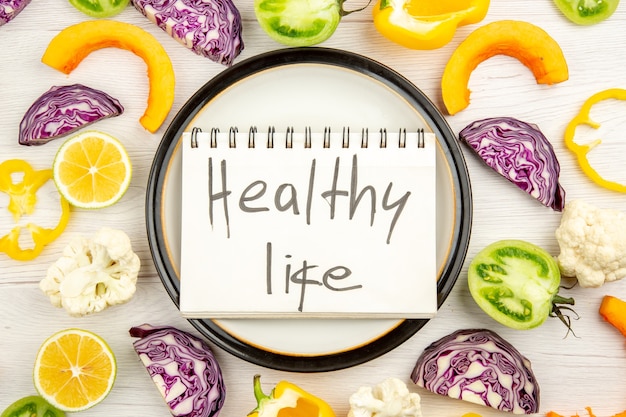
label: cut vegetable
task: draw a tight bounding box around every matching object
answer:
[19,84,123,146]
[33,328,117,412]
[40,227,141,316]
[249,374,337,417]
[41,20,175,133]
[0,159,70,261]
[130,324,226,417]
[254,0,361,46]
[564,88,626,193]
[411,328,540,414]
[459,117,565,211]
[0,0,31,25]
[441,20,569,115]
[468,240,575,331]
[599,295,626,337]
[1,395,65,417]
[347,377,420,417]
[548,407,626,417]
[553,0,620,25]
[555,200,626,288]
[373,0,490,50]
[132,0,244,66]
[69,0,130,17]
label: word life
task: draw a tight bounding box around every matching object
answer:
[265,242,362,312]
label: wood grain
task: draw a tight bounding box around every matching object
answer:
[1,1,625,416]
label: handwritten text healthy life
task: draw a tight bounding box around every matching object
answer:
[206,153,412,311]
[179,132,437,318]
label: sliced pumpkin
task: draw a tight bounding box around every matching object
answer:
[41,20,175,133]
[599,295,626,337]
[441,20,569,115]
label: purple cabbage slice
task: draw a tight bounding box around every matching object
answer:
[129,324,226,417]
[131,0,244,66]
[459,117,565,211]
[19,84,123,146]
[411,328,540,415]
[0,0,31,26]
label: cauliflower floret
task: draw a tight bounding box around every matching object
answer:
[40,227,140,316]
[555,199,626,288]
[348,377,422,417]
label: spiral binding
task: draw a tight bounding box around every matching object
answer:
[190,127,426,149]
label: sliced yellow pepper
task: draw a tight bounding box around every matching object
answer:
[247,375,336,417]
[547,407,626,417]
[372,0,490,50]
[0,159,70,261]
[564,88,626,193]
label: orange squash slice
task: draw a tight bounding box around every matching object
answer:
[599,295,626,337]
[441,20,569,115]
[41,20,175,133]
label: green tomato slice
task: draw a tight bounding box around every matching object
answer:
[1,396,65,417]
[68,0,130,18]
[552,0,620,25]
[254,0,342,46]
[468,240,561,330]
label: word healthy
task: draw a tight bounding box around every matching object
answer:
[207,154,411,244]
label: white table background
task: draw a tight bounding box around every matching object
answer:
[1,0,625,416]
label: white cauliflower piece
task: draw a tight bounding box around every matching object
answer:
[40,227,141,316]
[555,199,626,288]
[348,377,422,417]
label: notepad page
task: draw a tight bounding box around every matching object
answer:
[179,129,437,318]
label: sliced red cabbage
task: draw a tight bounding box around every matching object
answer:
[0,0,30,25]
[19,84,123,146]
[129,324,226,417]
[131,0,244,66]
[411,328,540,415]
[459,117,565,211]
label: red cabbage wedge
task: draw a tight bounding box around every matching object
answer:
[411,328,540,415]
[132,0,244,66]
[19,84,123,146]
[0,0,30,25]
[130,324,226,417]
[459,117,565,211]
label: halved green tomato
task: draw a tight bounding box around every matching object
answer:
[68,0,130,18]
[468,240,562,330]
[552,0,620,25]
[254,0,343,46]
[1,395,65,417]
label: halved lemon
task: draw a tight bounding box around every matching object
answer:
[53,130,131,209]
[33,328,117,412]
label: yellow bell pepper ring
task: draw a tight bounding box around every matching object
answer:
[0,159,70,261]
[564,88,626,193]
[372,0,490,50]
[247,374,336,417]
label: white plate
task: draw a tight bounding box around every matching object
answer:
[146,48,472,372]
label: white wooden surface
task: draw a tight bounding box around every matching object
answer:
[1,1,625,416]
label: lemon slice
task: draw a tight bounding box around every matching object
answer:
[53,131,131,209]
[33,328,117,412]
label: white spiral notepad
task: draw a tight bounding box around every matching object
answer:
[179,126,437,318]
